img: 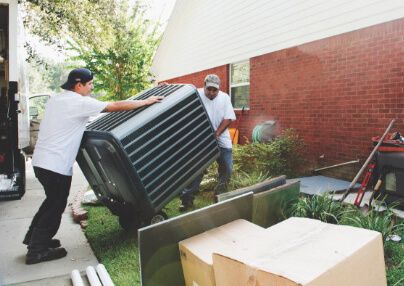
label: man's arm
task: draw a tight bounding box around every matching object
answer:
[215,119,232,139]
[102,96,163,112]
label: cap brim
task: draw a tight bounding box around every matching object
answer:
[205,82,219,89]
[60,81,76,90]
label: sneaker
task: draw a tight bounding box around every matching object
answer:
[23,238,61,248]
[179,201,193,212]
[26,247,68,265]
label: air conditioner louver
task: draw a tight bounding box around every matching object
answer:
[77,84,219,220]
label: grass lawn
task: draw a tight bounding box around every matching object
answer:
[83,190,215,285]
[385,240,404,286]
[84,191,404,286]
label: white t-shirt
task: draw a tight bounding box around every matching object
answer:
[198,88,236,149]
[32,90,108,176]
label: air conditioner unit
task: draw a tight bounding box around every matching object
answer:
[77,84,220,229]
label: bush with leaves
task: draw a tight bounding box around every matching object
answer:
[28,60,73,94]
[228,171,271,191]
[287,192,345,224]
[70,2,161,100]
[21,0,161,100]
[233,129,306,178]
[343,197,404,242]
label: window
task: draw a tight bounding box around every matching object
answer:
[230,60,250,109]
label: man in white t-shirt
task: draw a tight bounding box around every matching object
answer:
[180,74,236,212]
[24,68,163,264]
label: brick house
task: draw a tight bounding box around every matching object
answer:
[150,0,404,180]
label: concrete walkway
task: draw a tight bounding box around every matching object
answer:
[288,175,404,217]
[0,160,98,286]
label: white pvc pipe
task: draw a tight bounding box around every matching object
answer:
[71,269,85,286]
[96,264,115,286]
[86,266,102,286]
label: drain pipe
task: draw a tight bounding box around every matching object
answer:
[96,264,115,286]
[86,266,102,286]
[71,269,85,286]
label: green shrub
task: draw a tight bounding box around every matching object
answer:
[228,170,271,190]
[343,197,404,242]
[203,161,219,189]
[233,129,306,178]
[287,192,345,224]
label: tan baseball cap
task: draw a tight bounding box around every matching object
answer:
[204,74,220,89]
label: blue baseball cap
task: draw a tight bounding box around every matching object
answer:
[61,68,94,90]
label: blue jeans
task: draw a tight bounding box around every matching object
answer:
[181,147,233,203]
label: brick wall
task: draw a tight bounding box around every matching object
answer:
[163,65,229,93]
[161,18,404,180]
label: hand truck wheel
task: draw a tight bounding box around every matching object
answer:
[118,214,142,231]
[149,211,168,225]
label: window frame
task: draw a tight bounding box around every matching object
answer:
[229,60,250,110]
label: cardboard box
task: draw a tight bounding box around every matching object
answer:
[179,219,265,286]
[213,217,387,286]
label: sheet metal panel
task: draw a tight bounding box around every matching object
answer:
[216,175,286,202]
[138,192,253,286]
[252,180,300,228]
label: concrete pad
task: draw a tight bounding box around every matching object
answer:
[287,175,361,195]
[0,215,97,285]
[333,190,373,207]
[25,167,42,191]
[11,274,90,286]
[0,190,59,221]
[333,191,404,218]
[0,162,88,221]
[0,161,98,286]
[286,175,404,218]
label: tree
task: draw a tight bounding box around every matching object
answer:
[21,0,162,100]
[28,59,72,94]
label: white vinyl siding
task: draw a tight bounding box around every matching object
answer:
[151,0,404,82]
